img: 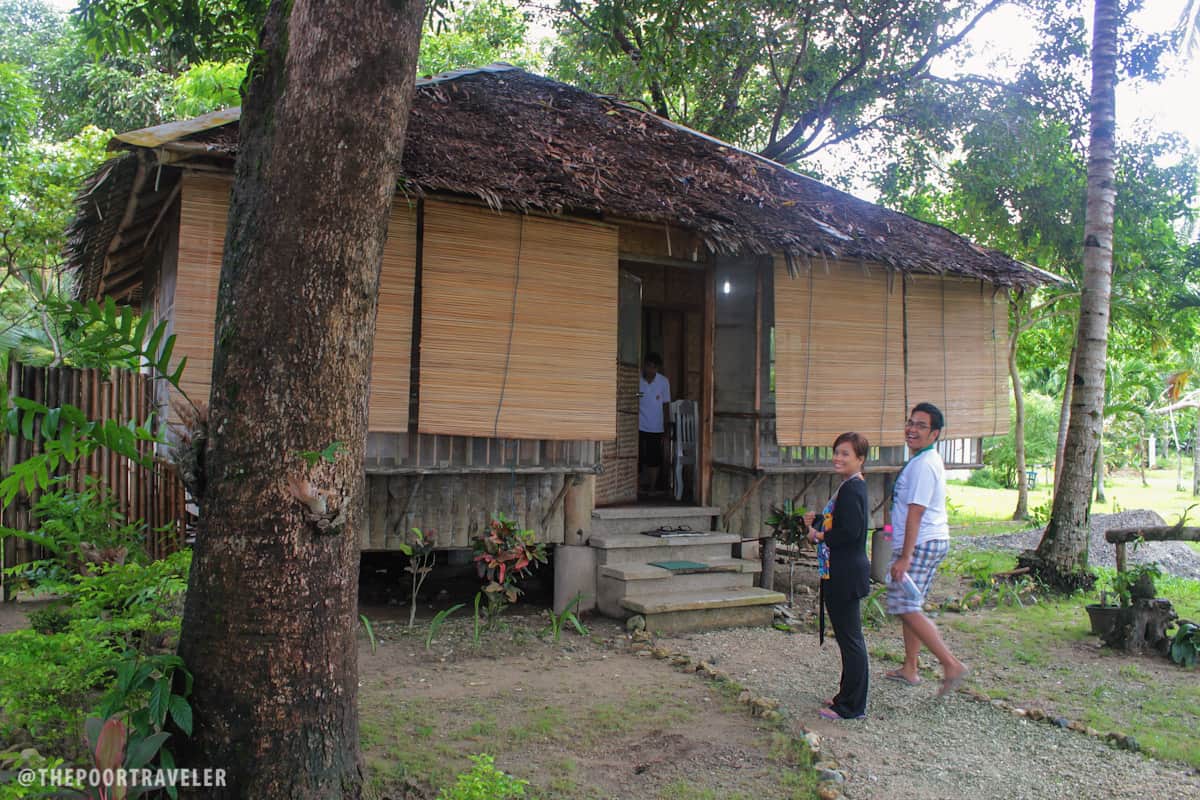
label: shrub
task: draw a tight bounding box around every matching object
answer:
[437,754,527,800]
[965,466,1004,489]
[984,392,1058,488]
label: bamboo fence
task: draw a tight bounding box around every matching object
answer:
[1,358,187,588]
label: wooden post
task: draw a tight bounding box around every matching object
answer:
[1115,541,1126,574]
[562,474,594,546]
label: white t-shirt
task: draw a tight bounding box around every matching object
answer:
[638,373,671,433]
[890,447,949,546]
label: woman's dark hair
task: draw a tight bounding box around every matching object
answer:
[833,432,869,461]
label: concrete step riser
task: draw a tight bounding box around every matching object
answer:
[596,544,734,565]
[591,516,719,537]
[643,605,774,634]
[604,571,755,598]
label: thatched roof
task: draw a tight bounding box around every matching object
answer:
[67,64,1052,300]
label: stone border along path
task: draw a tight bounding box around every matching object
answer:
[639,627,1200,800]
[628,629,851,800]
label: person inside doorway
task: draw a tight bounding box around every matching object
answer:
[638,352,671,496]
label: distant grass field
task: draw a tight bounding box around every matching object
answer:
[947,461,1200,553]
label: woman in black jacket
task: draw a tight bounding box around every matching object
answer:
[804,431,871,720]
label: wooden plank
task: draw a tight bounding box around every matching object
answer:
[702,262,715,505]
[1105,526,1200,543]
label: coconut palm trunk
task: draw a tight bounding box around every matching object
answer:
[1024,0,1118,590]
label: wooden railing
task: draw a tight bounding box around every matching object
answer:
[1,359,188,582]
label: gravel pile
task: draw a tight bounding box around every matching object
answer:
[658,627,1200,800]
[961,509,1200,581]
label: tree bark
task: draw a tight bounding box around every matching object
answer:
[1193,408,1199,496]
[175,2,425,797]
[1053,340,1077,495]
[1010,304,1028,519]
[1026,0,1118,592]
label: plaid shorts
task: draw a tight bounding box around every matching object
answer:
[887,538,949,615]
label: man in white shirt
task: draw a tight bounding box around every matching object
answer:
[886,402,968,697]
[638,352,671,496]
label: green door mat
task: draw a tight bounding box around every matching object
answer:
[648,560,717,573]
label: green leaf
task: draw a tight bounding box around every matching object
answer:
[125,731,170,770]
[168,695,193,735]
[149,677,171,726]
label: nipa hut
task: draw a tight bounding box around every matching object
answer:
[65,65,1050,630]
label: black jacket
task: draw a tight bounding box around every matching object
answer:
[823,477,871,601]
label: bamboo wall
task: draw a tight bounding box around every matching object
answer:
[596,364,639,506]
[361,472,567,549]
[1,360,188,587]
[419,200,618,440]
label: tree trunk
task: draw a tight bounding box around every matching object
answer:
[1193,408,1199,496]
[175,2,425,797]
[759,536,776,592]
[1010,311,1028,520]
[1054,340,1077,495]
[1025,0,1117,592]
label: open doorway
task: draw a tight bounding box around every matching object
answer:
[597,261,706,507]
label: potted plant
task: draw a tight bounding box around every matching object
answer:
[764,500,808,605]
[1087,562,1163,637]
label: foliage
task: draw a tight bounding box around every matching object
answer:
[1110,561,1162,606]
[400,527,437,628]
[473,513,547,603]
[81,715,169,799]
[74,0,267,66]
[426,603,464,650]
[0,551,190,756]
[168,60,246,117]
[471,514,547,636]
[984,393,1060,489]
[860,583,888,628]
[1027,499,1054,529]
[420,0,542,76]
[0,748,68,800]
[542,592,589,642]
[90,649,193,793]
[1169,621,1199,668]
[0,478,147,579]
[436,753,527,800]
[763,500,807,549]
[547,0,1008,165]
[359,614,378,654]
[964,466,1004,490]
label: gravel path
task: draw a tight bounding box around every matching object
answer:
[961,509,1200,580]
[658,627,1200,800]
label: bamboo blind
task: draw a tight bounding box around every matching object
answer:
[175,175,417,429]
[773,257,907,446]
[904,276,1010,438]
[174,174,228,410]
[419,200,618,440]
[367,203,417,431]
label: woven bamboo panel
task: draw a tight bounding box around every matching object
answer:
[773,257,907,446]
[367,203,417,431]
[905,277,1009,438]
[419,200,618,440]
[175,174,228,408]
[175,177,418,431]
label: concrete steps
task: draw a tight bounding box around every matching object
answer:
[620,587,785,634]
[586,505,780,632]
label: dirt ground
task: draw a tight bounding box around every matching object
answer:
[355,605,815,799]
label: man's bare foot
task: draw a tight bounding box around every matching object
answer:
[937,663,970,697]
[884,668,921,686]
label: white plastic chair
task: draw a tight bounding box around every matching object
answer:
[669,400,698,501]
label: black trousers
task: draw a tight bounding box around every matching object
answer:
[823,591,869,718]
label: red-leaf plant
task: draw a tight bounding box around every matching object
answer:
[473,513,547,606]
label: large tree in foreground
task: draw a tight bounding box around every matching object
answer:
[1021,0,1119,590]
[175,0,425,796]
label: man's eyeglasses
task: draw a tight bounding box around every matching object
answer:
[904,419,931,430]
